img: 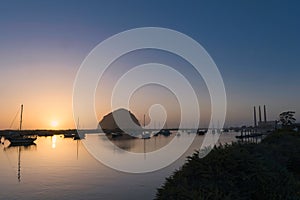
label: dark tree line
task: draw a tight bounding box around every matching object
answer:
[279,111,296,127]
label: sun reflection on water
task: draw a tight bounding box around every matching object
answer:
[52,135,57,149]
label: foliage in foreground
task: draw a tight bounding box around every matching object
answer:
[156,132,300,200]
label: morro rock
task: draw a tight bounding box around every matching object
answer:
[98,108,142,134]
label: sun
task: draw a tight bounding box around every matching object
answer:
[51,121,58,128]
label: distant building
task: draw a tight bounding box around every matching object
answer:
[258,121,277,131]
[254,105,276,132]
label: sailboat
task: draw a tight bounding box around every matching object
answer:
[73,117,81,140]
[7,105,37,146]
[141,114,151,139]
[157,122,171,137]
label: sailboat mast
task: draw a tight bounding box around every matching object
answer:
[77,117,80,129]
[19,104,23,131]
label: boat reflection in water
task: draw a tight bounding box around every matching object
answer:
[3,144,36,182]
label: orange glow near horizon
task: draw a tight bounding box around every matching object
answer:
[51,121,58,128]
[0,59,82,130]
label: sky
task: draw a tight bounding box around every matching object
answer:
[0,0,299,129]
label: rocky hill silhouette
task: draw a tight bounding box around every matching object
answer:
[98,108,142,134]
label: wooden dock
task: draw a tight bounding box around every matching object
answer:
[235,128,263,143]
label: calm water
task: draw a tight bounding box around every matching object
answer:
[0,132,238,200]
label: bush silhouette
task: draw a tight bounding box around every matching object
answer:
[156,132,300,200]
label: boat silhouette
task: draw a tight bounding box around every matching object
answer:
[6,105,37,146]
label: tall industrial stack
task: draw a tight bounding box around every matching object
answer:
[259,106,262,123]
[253,105,275,131]
[263,105,267,123]
[254,105,268,127]
[253,106,257,127]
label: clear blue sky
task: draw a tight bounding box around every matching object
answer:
[0,0,299,128]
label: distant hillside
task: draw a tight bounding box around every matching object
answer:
[98,108,141,133]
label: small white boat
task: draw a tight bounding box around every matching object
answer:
[141,131,151,139]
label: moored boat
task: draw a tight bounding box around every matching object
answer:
[6,105,37,146]
[7,136,36,145]
[141,131,151,139]
[197,129,207,135]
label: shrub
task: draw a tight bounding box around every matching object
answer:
[156,133,300,200]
